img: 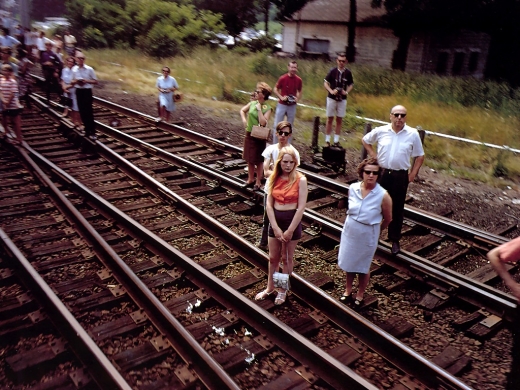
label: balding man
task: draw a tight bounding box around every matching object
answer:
[362,105,424,254]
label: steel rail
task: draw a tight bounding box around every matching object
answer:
[20,105,242,389]
[25,105,377,390]
[40,120,473,390]
[30,90,492,388]
[92,116,518,319]
[91,96,513,248]
[1,150,132,390]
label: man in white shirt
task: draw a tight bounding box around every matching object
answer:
[72,52,98,139]
[362,105,425,254]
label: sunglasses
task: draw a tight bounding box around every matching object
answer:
[337,60,346,63]
[162,69,170,73]
[277,131,291,136]
[363,170,380,176]
[392,113,406,118]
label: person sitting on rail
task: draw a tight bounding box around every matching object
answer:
[255,145,307,305]
[488,237,520,390]
[337,158,392,306]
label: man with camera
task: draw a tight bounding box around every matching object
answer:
[324,53,354,146]
[272,60,302,144]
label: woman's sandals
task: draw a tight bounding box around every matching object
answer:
[274,290,287,305]
[255,289,275,301]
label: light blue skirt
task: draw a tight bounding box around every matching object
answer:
[337,217,380,274]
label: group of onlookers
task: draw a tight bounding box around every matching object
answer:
[0,25,99,143]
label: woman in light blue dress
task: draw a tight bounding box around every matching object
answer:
[156,66,179,122]
[337,158,392,306]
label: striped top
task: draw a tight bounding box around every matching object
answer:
[0,76,20,110]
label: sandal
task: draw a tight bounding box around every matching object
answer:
[274,290,287,305]
[255,289,275,301]
[354,297,364,306]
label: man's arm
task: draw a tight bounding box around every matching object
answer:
[409,155,424,182]
[489,246,520,302]
[362,139,377,159]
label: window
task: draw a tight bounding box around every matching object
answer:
[468,51,479,73]
[303,39,329,53]
[435,52,449,75]
[452,52,465,75]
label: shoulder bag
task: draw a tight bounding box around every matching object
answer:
[251,125,271,140]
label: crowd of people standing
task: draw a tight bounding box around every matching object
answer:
[0,25,101,142]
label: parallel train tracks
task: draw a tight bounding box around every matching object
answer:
[0,88,517,389]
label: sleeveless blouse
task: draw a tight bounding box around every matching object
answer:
[272,175,301,205]
[347,182,385,225]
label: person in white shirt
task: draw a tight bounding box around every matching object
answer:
[362,105,425,255]
[71,52,98,139]
[0,28,20,49]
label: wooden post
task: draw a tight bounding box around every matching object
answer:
[360,123,372,160]
[312,116,320,153]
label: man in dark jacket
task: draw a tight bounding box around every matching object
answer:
[40,41,62,102]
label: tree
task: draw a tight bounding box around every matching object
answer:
[67,0,133,48]
[192,0,258,37]
[128,0,225,57]
[271,0,311,20]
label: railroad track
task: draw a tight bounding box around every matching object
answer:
[1,85,517,388]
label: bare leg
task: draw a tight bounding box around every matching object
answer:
[344,272,355,296]
[356,272,370,300]
[335,117,343,135]
[247,162,255,184]
[255,161,264,187]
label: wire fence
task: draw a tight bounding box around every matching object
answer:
[100,60,520,154]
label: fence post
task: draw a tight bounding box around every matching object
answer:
[312,116,320,153]
[360,123,372,160]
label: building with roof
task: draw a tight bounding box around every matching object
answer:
[282,0,490,78]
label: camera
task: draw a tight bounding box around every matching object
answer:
[334,88,343,101]
[286,95,296,105]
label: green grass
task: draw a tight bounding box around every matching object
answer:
[86,47,520,185]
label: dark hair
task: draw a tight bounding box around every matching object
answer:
[288,60,297,66]
[337,52,347,59]
[2,28,9,35]
[17,48,27,58]
[162,66,170,72]
[2,64,13,72]
[276,121,292,133]
[357,157,380,179]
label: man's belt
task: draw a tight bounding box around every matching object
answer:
[381,168,408,175]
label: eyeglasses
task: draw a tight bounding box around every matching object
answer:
[162,69,169,73]
[363,170,380,176]
[337,59,346,63]
[391,113,406,118]
[277,131,291,136]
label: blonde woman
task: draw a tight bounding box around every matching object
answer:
[255,145,307,305]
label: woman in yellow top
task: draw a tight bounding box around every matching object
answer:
[240,82,272,191]
[255,146,307,305]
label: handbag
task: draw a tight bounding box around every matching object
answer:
[273,272,290,290]
[251,125,271,140]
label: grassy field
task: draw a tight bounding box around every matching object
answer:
[86,47,520,186]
